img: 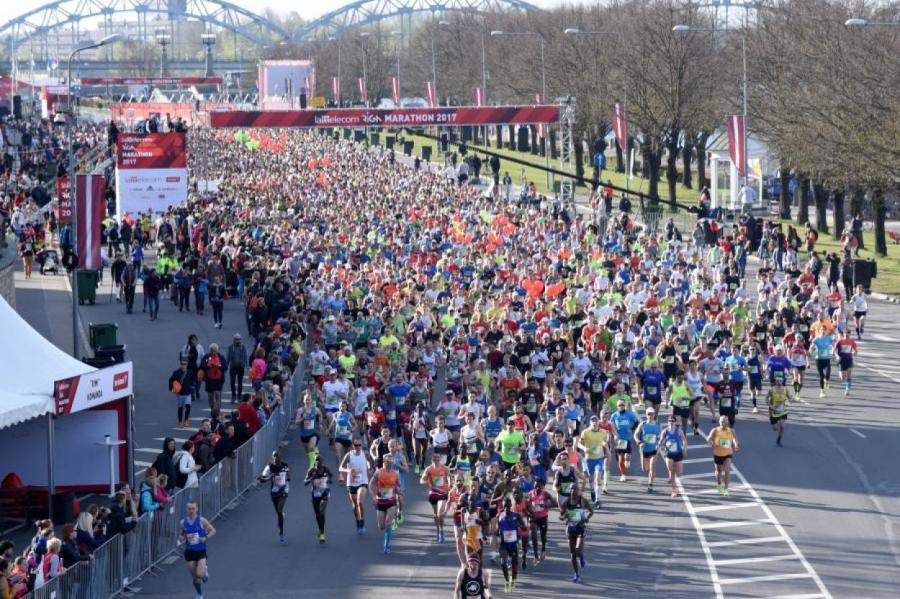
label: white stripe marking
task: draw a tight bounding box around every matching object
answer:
[849,428,867,439]
[861,364,900,384]
[699,518,774,530]
[692,484,747,495]
[680,471,716,480]
[705,535,786,548]
[713,553,798,566]
[693,501,760,513]
[683,457,713,464]
[873,334,897,342]
[719,572,814,586]
[135,448,160,454]
[135,460,153,468]
[687,444,709,450]
[763,594,826,599]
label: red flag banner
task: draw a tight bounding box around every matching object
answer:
[332,77,340,103]
[473,87,485,107]
[535,94,546,139]
[726,114,746,176]
[56,176,72,224]
[304,76,311,94]
[358,78,367,105]
[612,101,628,152]
[425,81,436,108]
[210,105,561,129]
[75,174,106,270]
[391,77,400,106]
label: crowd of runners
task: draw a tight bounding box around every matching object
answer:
[134,126,869,599]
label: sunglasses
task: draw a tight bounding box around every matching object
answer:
[353,444,362,448]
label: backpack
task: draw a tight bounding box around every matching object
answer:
[174,453,189,488]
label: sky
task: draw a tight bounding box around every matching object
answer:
[1,0,569,30]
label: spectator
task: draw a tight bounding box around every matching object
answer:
[152,437,178,491]
[153,475,171,506]
[199,343,227,411]
[75,507,106,553]
[143,267,162,321]
[213,422,237,463]
[8,556,29,598]
[33,538,64,589]
[121,262,137,314]
[138,470,161,515]
[226,334,248,403]
[175,440,201,489]
[104,492,136,538]
[237,393,260,436]
[59,524,93,568]
[169,358,197,429]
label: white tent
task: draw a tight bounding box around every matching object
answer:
[0,295,94,430]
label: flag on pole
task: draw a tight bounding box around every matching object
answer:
[726,114,746,176]
[473,86,485,107]
[391,77,400,106]
[304,76,311,95]
[332,77,340,103]
[358,78,367,105]
[535,94,546,139]
[612,101,628,153]
[75,174,106,270]
[425,81,436,108]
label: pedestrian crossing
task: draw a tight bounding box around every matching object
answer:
[675,433,833,599]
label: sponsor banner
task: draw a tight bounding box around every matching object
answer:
[54,362,133,416]
[75,174,106,270]
[116,167,188,217]
[425,81,435,108]
[56,176,72,224]
[727,114,746,177]
[116,132,187,170]
[81,76,223,86]
[612,101,628,152]
[210,105,560,129]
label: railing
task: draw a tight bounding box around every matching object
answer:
[26,341,307,599]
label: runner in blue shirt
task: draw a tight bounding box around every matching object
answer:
[810,333,835,397]
[766,346,792,387]
[610,400,639,482]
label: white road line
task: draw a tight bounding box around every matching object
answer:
[693,501,761,513]
[849,428,867,439]
[719,572,814,586]
[675,478,724,598]
[872,334,897,343]
[860,364,900,384]
[713,553,798,566]
[763,593,826,599]
[683,457,714,464]
[706,535,786,548]
[692,484,747,495]
[680,471,716,480]
[135,460,153,468]
[135,448,159,454]
[687,444,710,450]
[699,518,774,530]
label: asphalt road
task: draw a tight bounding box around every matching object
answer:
[13,250,900,599]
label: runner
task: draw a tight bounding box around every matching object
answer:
[527,478,555,565]
[810,326,835,397]
[559,484,593,583]
[789,339,809,397]
[667,371,693,433]
[661,415,687,497]
[610,398,640,482]
[746,346,764,413]
[453,554,493,599]
[577,415,610,507]
[835,329,858,395]
[295,391,324,469]
[330,401,355,477]
[338,438,373,534]
[496,497,523,592]
[370,453,403,554]
[421,452,451,542]
[851,284,867,339]
[303,455,333,544]
[257,451,290,542]
[707,415,739,495]
[767,379,790,447]
[179,501,216,599]
[633,407,661,493]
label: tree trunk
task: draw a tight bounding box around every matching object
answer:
[507,125,515,151]
[643,141,662,202]
[850,187,865,249]
[813,181,829,234]
[797,174,809,225]
[495,125,503,150]
[665,133,680,209]
[831,189,845,241]
[574,141,585,187]
[779,169,792,219]
[873,188,887,257]
[681,141,693,189]
[530,126,539,155]
[615,140,625,173]
[696,139,707,190]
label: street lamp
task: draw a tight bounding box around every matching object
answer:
[673,24,749,192]
[388,30,402,103]
[844,17,900,27]
[66,31,121,360]
[201,33,216,77]
[155,29,171,77]
[328,35,342,106]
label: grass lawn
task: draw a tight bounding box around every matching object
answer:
[800,229,900,296]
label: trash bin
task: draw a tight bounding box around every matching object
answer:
[50,492,76,525]
[82,356,116,369]
[852,258,877,293]
[89,323,118,351]
[95,344,126,364]
[76,269,99,305]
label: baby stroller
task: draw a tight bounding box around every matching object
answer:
[38,248,60,275]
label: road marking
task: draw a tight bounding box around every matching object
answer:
[135,460,153,468]
[693,501,761,513]
[692,484,747,495]
[763,594,827,599]
[135,448,160,454]
[683,457,713,464]
[687,443,710,450]
[860,364,900,384]
[162,555,179,565]
[719,572,814,585]
[713,553,798,566]
[706,535,786,548]
[699,518,774,530]
[873,334,897,342]
[849,428,867,439]
[680,471,716,480]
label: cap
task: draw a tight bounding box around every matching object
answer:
[647,407,657,414]
[233,333,242,340]
[589,415,600,422]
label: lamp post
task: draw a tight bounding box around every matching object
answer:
[327,36,341,106]
[201,33,216,77]
[155,30,171,77]
[673,24,749,194]
[66,32,121,360]
[388,30,402,103]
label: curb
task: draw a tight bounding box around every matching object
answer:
[871,292,900,304]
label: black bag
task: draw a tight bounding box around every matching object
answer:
[174,453,189,488]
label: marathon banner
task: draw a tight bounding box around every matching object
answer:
[209,105,561,129]
[115,132,188,218]
[80,76,223,86]
[75,174,106,270]
[56,176,72,224]
[727,114,746,176]
[425,81,436,108]
[54,362,133,416]
[612,101,628,153]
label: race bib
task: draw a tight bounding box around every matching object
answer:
[380,487,395,499]
[721,397,732,408]
[718,438,732,449]
[273,473,287,487]
[666,440,678,452]
[186,533,201,545]
[749,366,759,374]
[592,381,603,392]
[336,423,350,436]
[433,476,445,488]
[351,471,362,483]
[388,410,397,420]
[644,433,657,444]
[303,419,313,430]
[560,481,572,494]
[502,529,517,543]
[616,439,629,450]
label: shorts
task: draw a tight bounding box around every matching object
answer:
[428,491,448,505]
[641,450,658,459]
[500,541,519,556]
[335,438,352,449]
[615,441,632,455]
[566,523,586,539]
[713,454,732,466]
[839,359,853,371]
[348,484,367,496]
[792,364,806,372]
[586,458,605,475]
[673,405,691,419]
[376,500,397,512]
[719,405,736,417]
[176,394,192,408]
[184,549,207,562]
[749,376,763,391]
[667,453,684,463]
[300,433,320,444]
[690,397,703,406]
[769,414,788,425]
[853,310,867,319]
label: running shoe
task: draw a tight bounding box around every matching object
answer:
[646,484,652,494]
[438,531,445,543]
[318,533,326,544]
[383,545,391,555]
[593,500,602,510]
[391,519,399,531]
[505,580,512,593]
[619,475,627,482]
[825,380,830,390]
[716,483,724,495]
[752,407,759,414]
[723,489,730,497]
[844,387,849,396]
[819,390,826,398]
[579,555,586,568]
[279,532,285,543]
[602,487,609,495]
[671,491,679,497]
[572,573,582,583]
[511,579,517,591]
[533,555,540,567]
[776,437,783,447]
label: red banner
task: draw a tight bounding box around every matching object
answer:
[56,176,72,224]
[80,76,223,86]
[332,77,340,102]
[391,77,400,106]
[425,81,436,108]
[210,105,560,129]
[116,132,188,169]
[727,113,746,176]
[75,174,106,270]
[358,78,367,105]
[473,87,485,107]
[536,94,546,139]
[612,101,628,152]
[55,362,133,416]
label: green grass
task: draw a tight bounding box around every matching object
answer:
[797,228,900,296]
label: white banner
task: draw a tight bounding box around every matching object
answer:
[115,167,188,218]
[54,362,134,416]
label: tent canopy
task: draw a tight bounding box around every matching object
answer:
[0,296,94,429]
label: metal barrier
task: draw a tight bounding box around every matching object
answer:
[23,341,308,599]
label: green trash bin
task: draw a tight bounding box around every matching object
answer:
[76,269,99,305]
[89,323,118,351]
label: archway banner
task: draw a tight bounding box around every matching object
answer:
[210,105,560,129]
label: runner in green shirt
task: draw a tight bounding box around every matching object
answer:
[496,421,525,468]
